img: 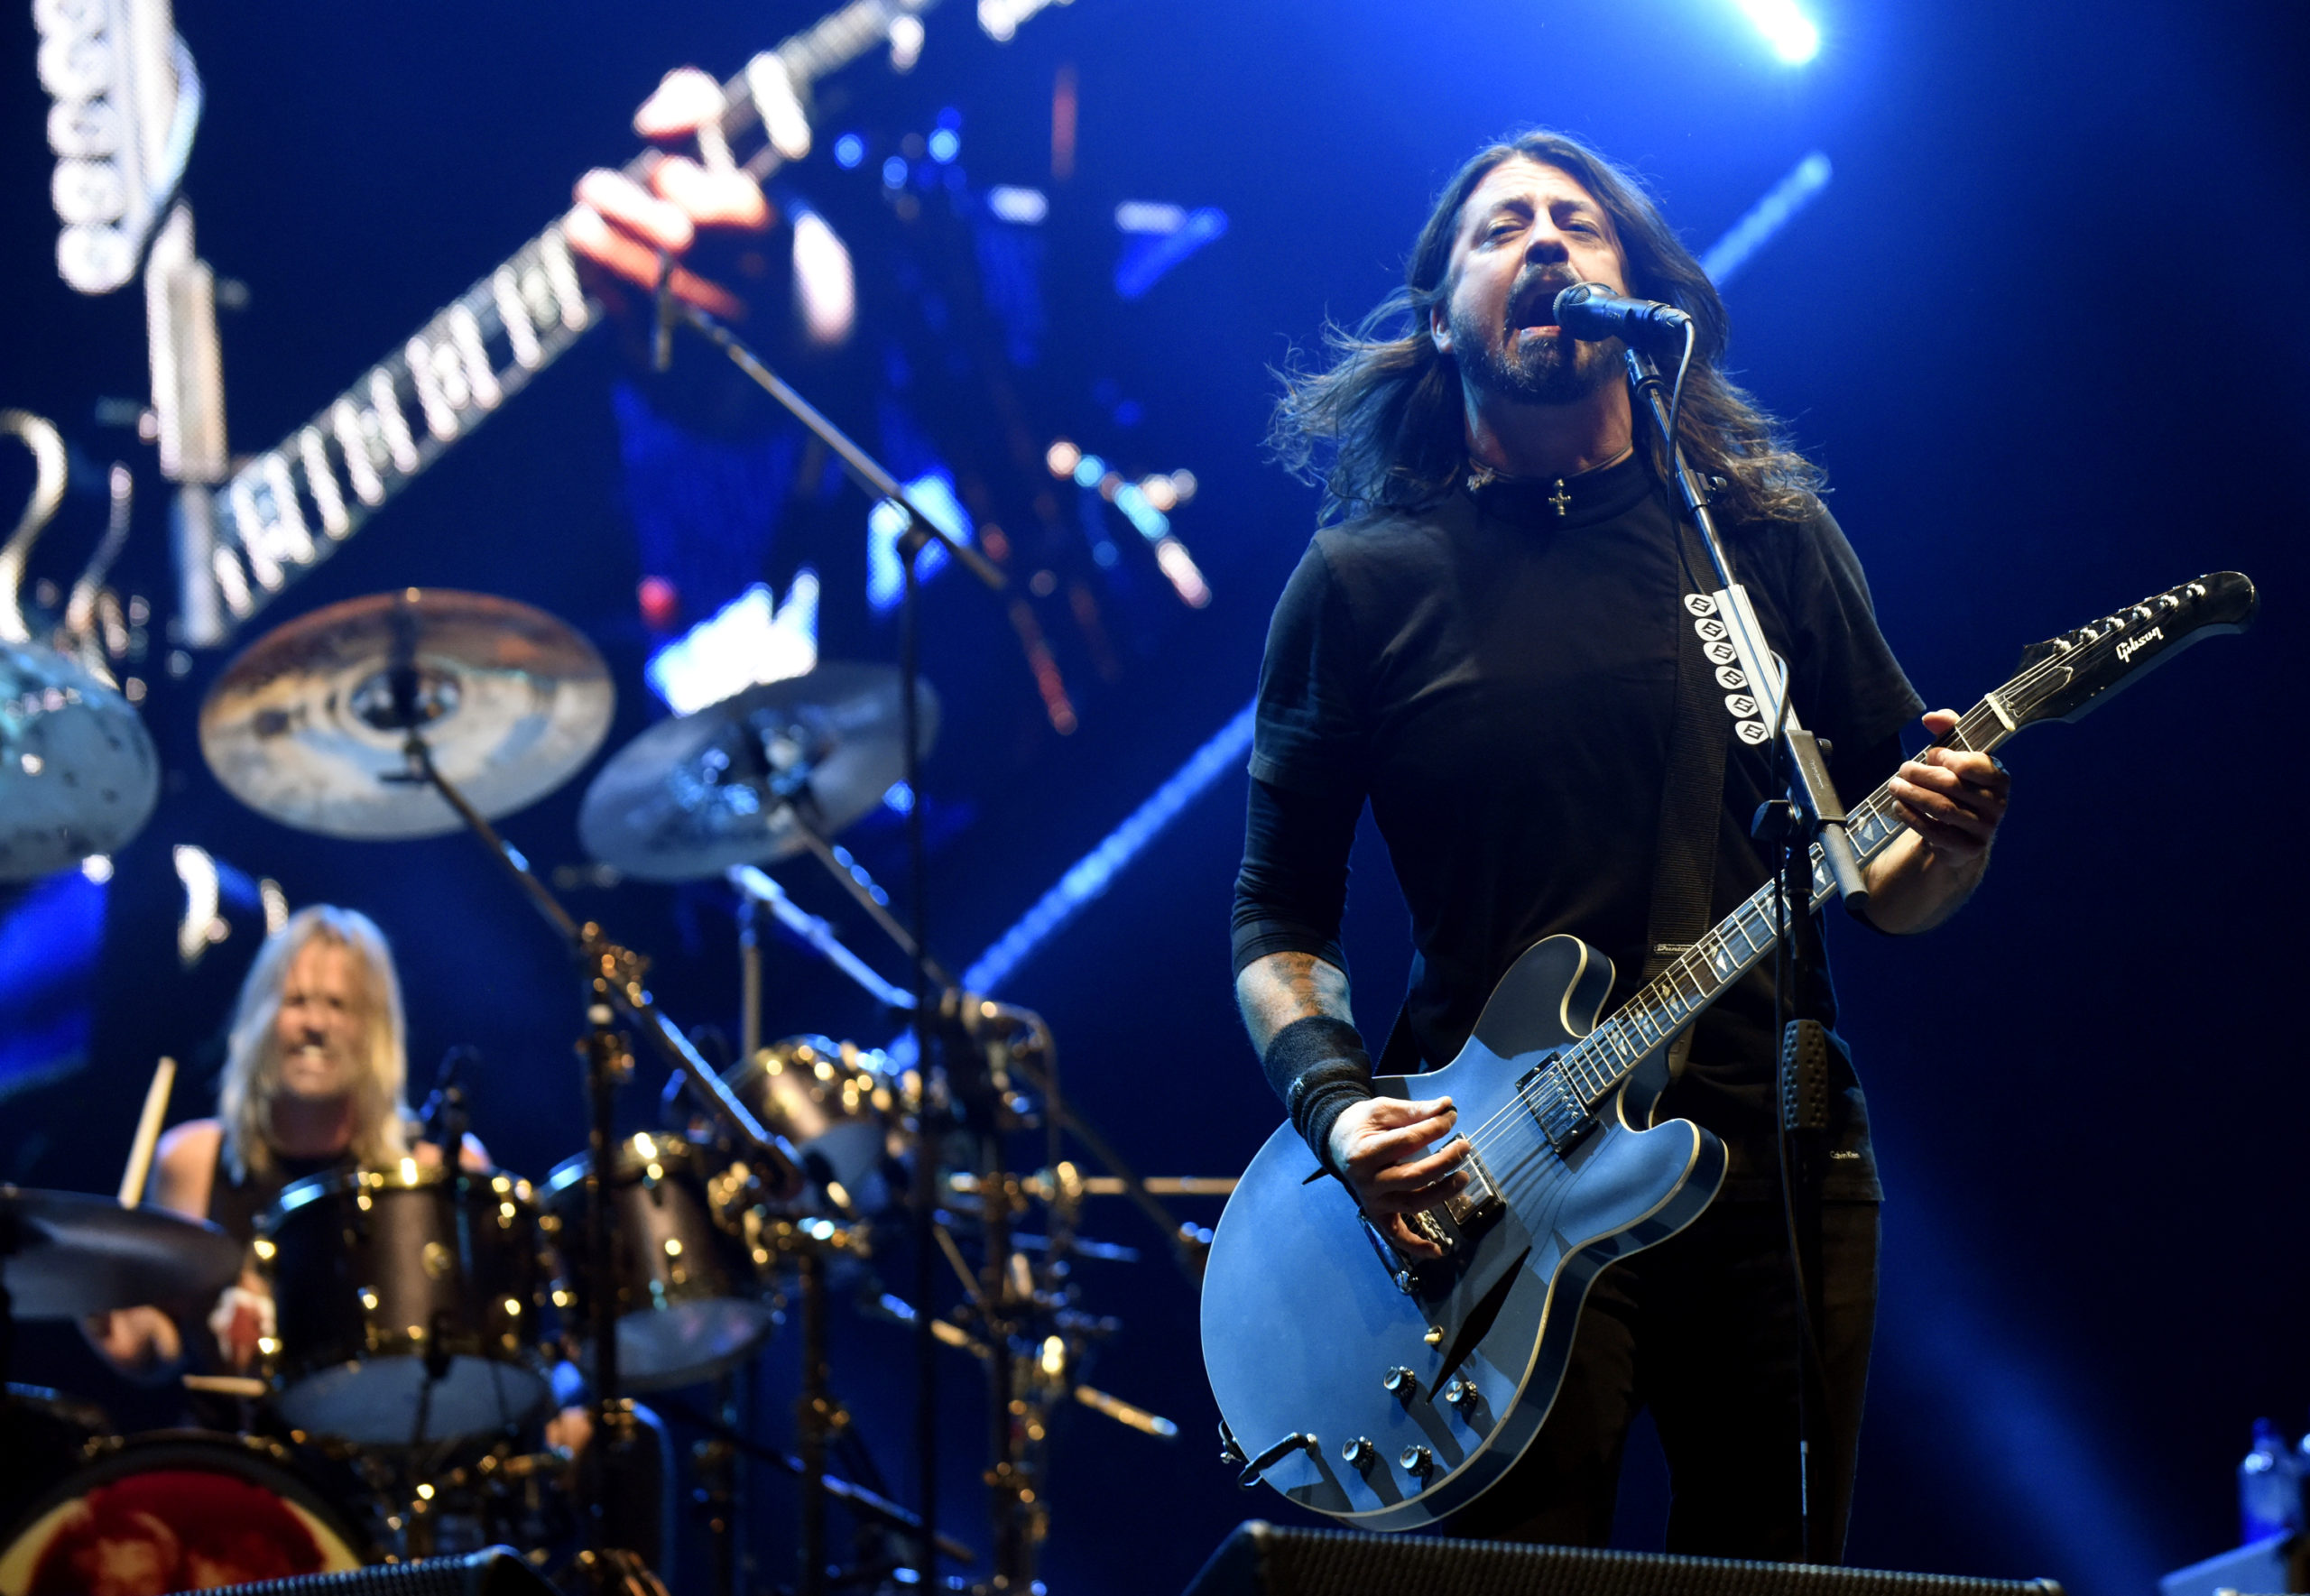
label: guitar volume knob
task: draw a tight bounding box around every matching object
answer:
[1399,1444,1434,1478]
[1381,1366,1416,1397]
[1341,1436,1374,1470]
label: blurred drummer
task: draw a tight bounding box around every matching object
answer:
[86,904,487,1378]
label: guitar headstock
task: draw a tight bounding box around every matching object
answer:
[2005,571,2257,727]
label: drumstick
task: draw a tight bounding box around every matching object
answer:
[118,1056,176,1207]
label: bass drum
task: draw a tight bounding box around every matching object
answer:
[258,1163,555,1445]
[0,1387,106,1547]
[0,1431,368,1596]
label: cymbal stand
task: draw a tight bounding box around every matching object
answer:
[389,722,803,1572]
[739,895,763,1061]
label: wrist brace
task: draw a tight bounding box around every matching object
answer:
[1261,1014,1373,1175]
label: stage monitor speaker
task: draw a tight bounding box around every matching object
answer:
[1180,1520,2066,1596]
[197,1546,555,1596]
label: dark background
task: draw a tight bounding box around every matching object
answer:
[3,1,2306,1592]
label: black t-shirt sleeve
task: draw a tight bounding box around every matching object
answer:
[1232,776,1360,977]
[1779,504,1927,769]
[1249,540,1367,797]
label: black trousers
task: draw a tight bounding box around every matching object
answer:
[1440,1197,1880,1559]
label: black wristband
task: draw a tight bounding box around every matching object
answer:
[1261,1015,1373,1174]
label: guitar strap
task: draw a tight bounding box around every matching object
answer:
[1640,516,1735,1083]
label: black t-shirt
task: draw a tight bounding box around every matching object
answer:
[1233,455,1923,1200]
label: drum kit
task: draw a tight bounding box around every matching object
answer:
[0,583,1220,1596]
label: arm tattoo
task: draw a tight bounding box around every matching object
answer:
[1235,950,1353,1054]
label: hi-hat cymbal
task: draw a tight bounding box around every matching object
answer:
[0,642,160,881]
[0,1186,244,1317]
[579,664,938,881]
[199,588,614,839]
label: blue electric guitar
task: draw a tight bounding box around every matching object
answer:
[1200,570,2257,1530]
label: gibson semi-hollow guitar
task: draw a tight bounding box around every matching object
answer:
[1200,570,2257,1531]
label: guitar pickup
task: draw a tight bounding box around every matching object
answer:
[1520,1065,1595,1153]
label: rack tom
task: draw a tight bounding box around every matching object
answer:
[543,1133,776,1391]
[257,1163,554,1445]
[721,1036,906,1219]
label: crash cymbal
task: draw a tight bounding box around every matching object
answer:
[199,588,614,839]
[0,643,161,881]
[0,1186,243,1318]
[579,663,938,881]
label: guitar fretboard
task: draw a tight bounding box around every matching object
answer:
[187,0,940,645]
[1534,626,2103,1121]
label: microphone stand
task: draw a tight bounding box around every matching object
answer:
[1625,346,1870,921]
[1623,345,1854,1560]
[665,300,1004,1590]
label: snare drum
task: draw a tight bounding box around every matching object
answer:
[258,1163,554,1445]
[721,1036,906,1218]
[0,1431,367,1596]
[543,1133,776,1391]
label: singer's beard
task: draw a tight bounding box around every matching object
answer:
[1450,301,1620,407]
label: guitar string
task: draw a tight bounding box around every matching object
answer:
[1451,716,1982,1166]
[1440,616,2123,1171]
[1452,703,2016,1170]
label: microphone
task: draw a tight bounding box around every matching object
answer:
[1551,281,1693,346]
[420,1046,477,1156]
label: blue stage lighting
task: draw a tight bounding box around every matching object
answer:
[962,700,1256,995]
[834,134,865,169]
[927,127,960,164]
[1114,207,1229,300]
[881,155,909,189]
[1699,151,1833,284]
[1734,0,1820,63]
[987,186,1049,225]
[0,865,105,1094]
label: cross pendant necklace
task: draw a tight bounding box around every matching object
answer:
[1548,479,1572,517]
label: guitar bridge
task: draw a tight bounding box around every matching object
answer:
[1445,1147,1502,1228]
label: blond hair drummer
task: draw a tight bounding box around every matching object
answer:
[86,904,485,1378]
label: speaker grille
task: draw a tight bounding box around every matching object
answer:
[1183,1521,2065,1596]
[199,1546,550,1596]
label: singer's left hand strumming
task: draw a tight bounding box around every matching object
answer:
[565,68,773,315]
[1854,707,2013,935]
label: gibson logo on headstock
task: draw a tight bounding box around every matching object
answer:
[2115,626,2165,664]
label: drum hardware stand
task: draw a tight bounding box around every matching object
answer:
[692,1370,743,1596]
[665,299,1006,1589]
[796,1243,836,1596]
[0,1207,18,1387]
[739,898,765,1060]
[650,1390,979,1570]
[374,697,805,1586]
